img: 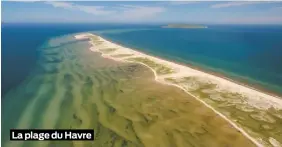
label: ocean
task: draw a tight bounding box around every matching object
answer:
[99,25,282,96]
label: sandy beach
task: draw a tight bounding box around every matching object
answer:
[75,33,282,109]
[75,33,282,147]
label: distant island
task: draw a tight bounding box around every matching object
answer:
[162,24,208,29]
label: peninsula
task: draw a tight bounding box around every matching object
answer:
[75,33,282,147]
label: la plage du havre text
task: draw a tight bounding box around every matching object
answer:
[11,130,93,141]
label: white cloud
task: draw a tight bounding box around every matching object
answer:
[169,1,198,5]
[114,5,165,21]
[211,1,273,8]
[75,5,115,15]
[45,2,165,22]
[45,2,115,15]
[45,1,73,9]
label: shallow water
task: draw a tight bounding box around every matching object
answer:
[2,34,255,147]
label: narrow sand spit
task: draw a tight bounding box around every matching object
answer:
[75,33,282,147]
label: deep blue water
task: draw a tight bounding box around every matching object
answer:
[2,23,282,97]
[100,25,282,95]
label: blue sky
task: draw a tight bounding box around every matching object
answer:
[2,1,282,24]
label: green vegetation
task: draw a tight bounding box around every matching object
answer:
[111,54,134,58]
[91,36,100,41]
[164,77,176,83]
[164,76,282,146]
[99,48,117,54]
[91,36,104,45]
[127,57,174,75]
[162,24,207,29]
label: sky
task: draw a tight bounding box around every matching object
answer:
[2,1,282,24]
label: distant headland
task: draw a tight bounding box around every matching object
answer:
[162,24,208,29]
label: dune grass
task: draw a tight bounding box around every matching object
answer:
[164,76,282,146]
[111,54,134,58]
[99,48,117,54]
[91,36,104,46]
[126,57,174,75]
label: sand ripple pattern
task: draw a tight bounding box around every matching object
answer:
[2,34,256,147]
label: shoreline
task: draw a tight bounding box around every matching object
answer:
[101,35,282,99]
[75,33,282,147]
[80,33,282,109]
[154,54,282,99]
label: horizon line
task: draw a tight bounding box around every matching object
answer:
[2,22,282,25]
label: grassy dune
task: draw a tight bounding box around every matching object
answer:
[99,48,118,54]
[111,54,134,58]
[91,36,103,46]
[127,57,174,75]
[165,77,282,146]
[2,35,256,147]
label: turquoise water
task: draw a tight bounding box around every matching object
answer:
[99,25,282,96]
[2,26,257,147]
[1,23,155,96]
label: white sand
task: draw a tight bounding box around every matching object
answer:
[269,137,282,147]
[75,33,282,147]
